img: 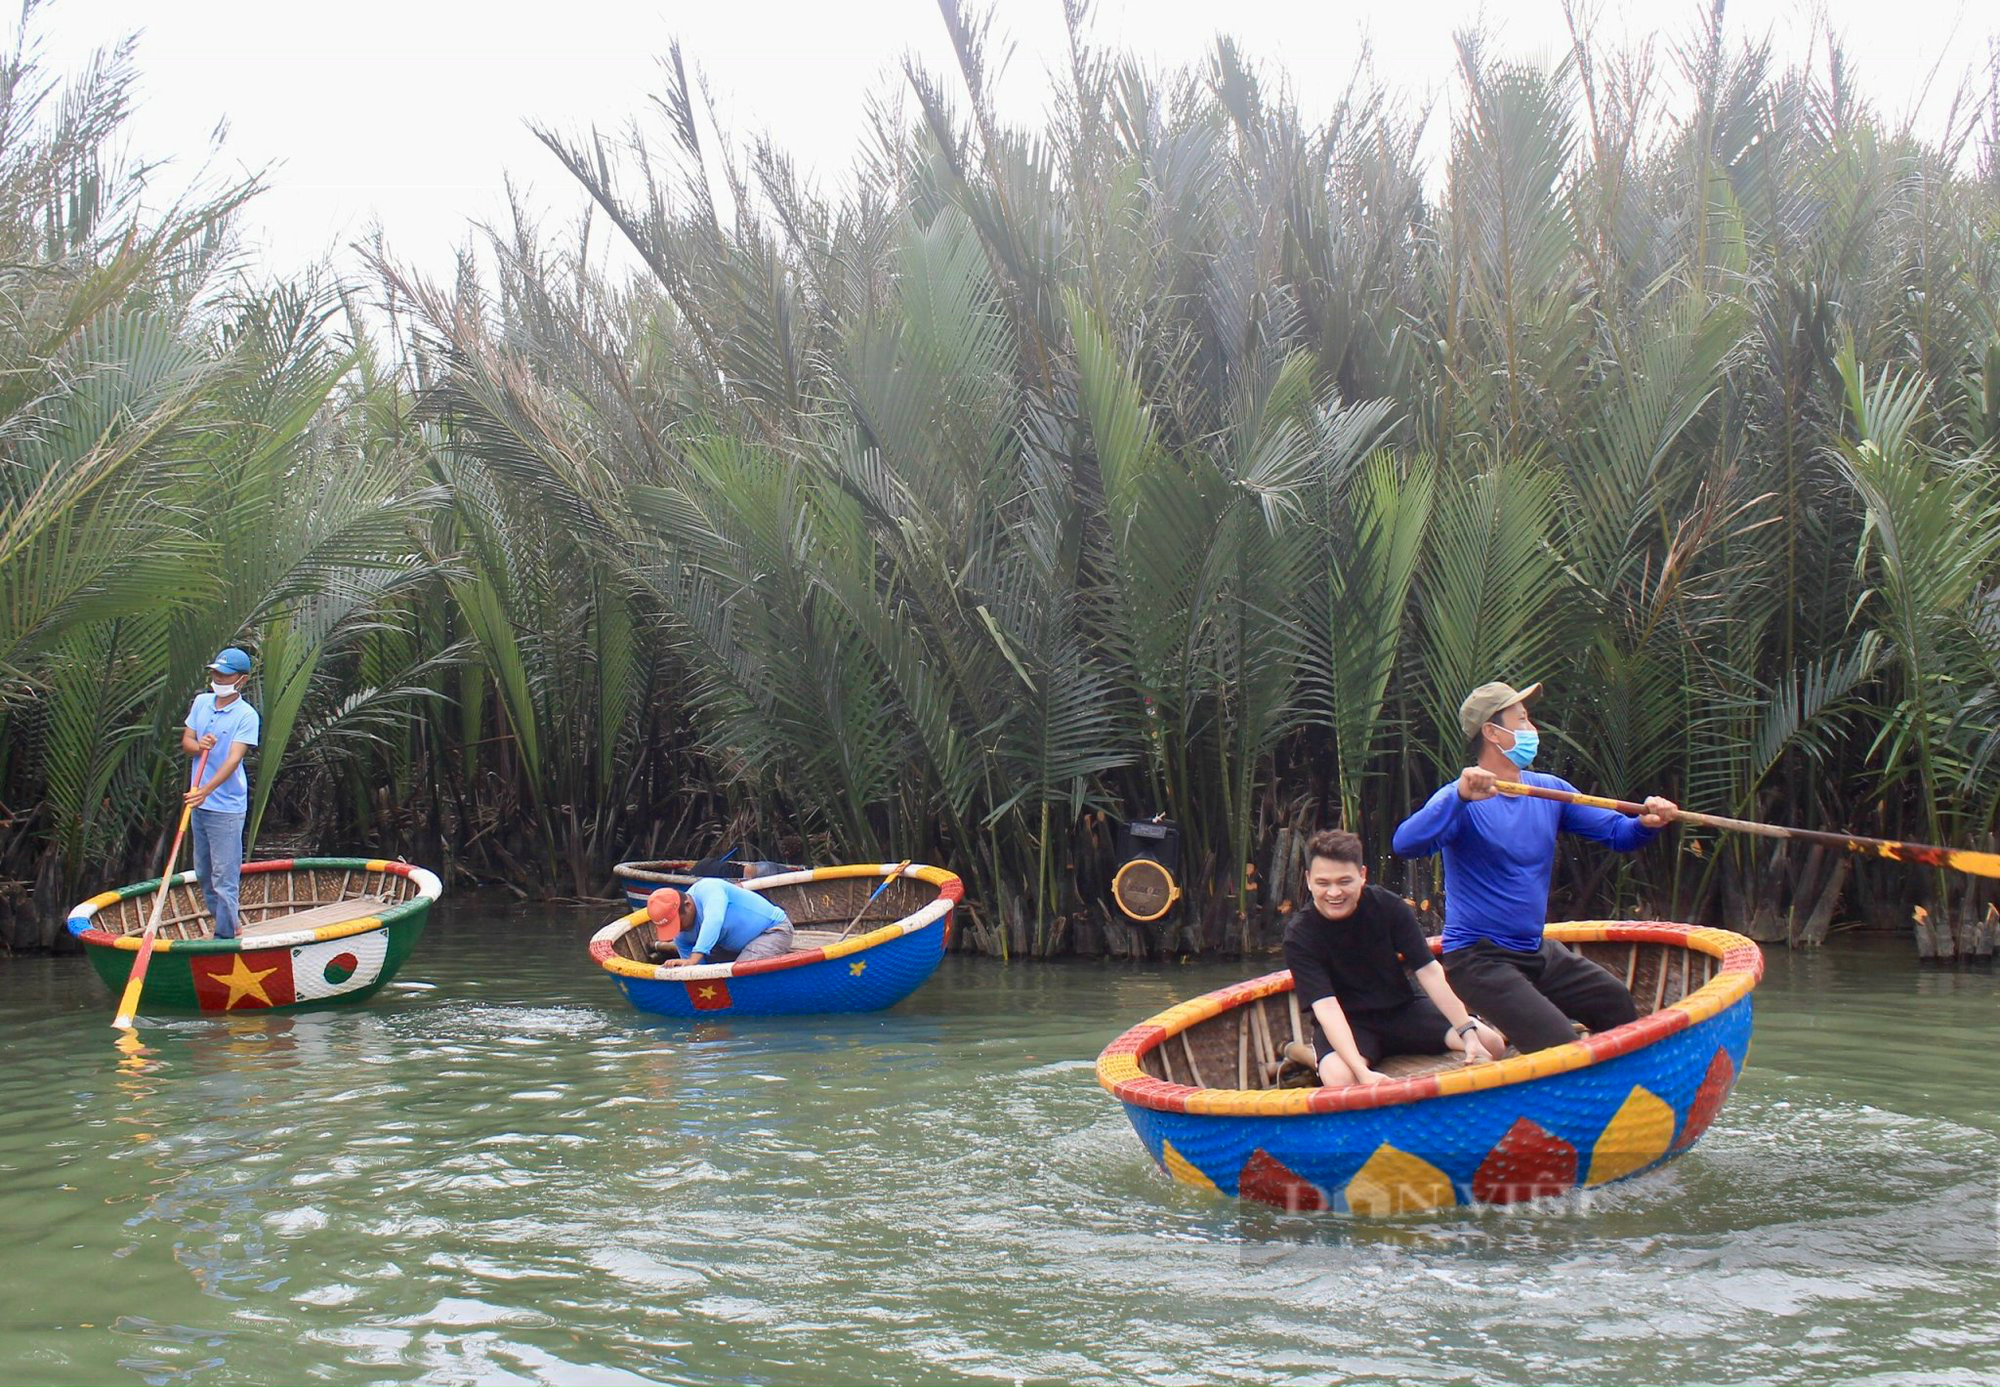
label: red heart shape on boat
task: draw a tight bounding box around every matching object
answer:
[1472,1117,1579,1204]
[1236,1148,1328,1212]
[1671,1048,1737,1153]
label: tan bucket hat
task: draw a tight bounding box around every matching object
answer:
[1458,680,1542,738]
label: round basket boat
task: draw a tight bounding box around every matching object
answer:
[67,858,441,1015]
[590,863,961,1019]
[612,857,803,912]
[1097,922,1763,1215]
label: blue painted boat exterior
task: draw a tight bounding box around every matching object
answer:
[591,864,960,1019]
[1098,923,1763,1214]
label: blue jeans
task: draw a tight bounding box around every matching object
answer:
[191,809,246,939]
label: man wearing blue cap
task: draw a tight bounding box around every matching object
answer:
[180,647,261,939]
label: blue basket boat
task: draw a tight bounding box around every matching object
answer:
[590,863,960,1019]
[612,857,804,911]
[1097,922,1763,1215]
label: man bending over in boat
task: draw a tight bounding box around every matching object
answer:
[1392,680,1678,1055]
[1283,829,1504,1087]
[644,880,793,966]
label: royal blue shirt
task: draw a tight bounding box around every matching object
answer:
[1391,771,1656,953]
[673,877,790,958]
[185,693,261,816]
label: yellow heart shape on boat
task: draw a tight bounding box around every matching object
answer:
[1344,1143,1457,1215]
[1159,1138,1220,1192]
[1587,1085,1675,1185]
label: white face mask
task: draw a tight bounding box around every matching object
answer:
[211,680,240,697]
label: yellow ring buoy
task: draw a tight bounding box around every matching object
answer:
[1112,857,1181,922]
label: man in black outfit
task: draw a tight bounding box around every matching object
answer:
[1282,829,1507,1087]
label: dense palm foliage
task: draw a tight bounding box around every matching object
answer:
[5,7,1999,957]
[0,36,443,945]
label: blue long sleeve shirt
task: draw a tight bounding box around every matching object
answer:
[1391,771,1657,953]
[673,877,790,958]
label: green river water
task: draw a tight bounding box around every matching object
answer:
[1,902,1995,1386]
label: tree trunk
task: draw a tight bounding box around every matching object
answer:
[1799,856,1850,948]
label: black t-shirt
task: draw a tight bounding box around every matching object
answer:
[1282,884,1435,1015]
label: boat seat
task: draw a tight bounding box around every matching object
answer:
[236,897,394,938]
[1376,1051,1474,1079]
[1274,1038,1529,1088]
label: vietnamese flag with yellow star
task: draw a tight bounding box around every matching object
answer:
[189,934,390,1011]
[683,977,733,1011]
[191,949,296,1010]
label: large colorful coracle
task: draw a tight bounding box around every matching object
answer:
[1097,922,1762,1214]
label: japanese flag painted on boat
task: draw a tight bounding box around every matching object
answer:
[290,933,389,1000]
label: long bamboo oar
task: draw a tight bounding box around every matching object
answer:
[112,747,211,1030]
[1494,779,2000,880]
[839,860,912,938]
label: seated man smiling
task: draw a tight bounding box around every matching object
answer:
[1281,829,1505,1087]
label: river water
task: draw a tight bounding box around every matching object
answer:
[2,903,1995,1385]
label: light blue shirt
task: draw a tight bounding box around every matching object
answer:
[1392,770,1656,953]
[185,693,261,816]
[674,877,790,958]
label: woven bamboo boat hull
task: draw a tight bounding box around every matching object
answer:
[590,863,960,1018]
[68,858,441,1015]
[1097,923,1762,1214]
[612,858,804,912]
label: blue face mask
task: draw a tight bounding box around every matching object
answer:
[1500,726,1539,769]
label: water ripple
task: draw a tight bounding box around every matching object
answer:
[0,918,1993,1384]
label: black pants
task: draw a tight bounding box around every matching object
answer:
[1311,996,1452,1066]
[1443,938,1637,1054]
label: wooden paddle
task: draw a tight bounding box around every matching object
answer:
[838,861,911,938]
[1494,779,2000,881]
[112,747,212,1029]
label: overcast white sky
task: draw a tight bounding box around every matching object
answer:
[29,0,1996,284]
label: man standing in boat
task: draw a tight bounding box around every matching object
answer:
[645,879,794,965]
[181,647,261,940]
[1285,829,1505,1087]
[1392,680,1678,1054]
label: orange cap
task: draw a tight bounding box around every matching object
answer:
[646,887,684,927]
